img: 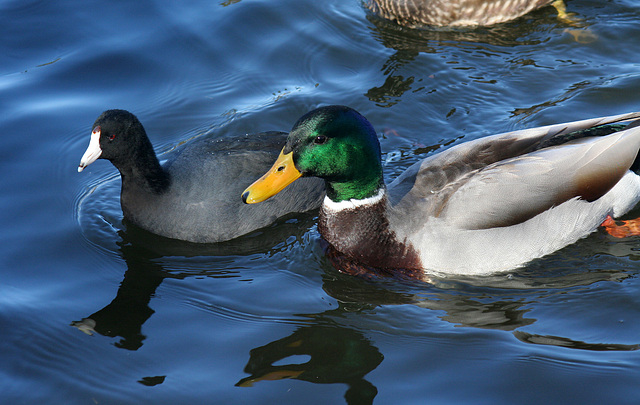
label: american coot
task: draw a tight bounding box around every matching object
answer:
[78,109,324,243]
[365,0,559,27]
[243,106,640,278]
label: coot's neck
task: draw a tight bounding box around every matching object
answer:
[113,143,171,195]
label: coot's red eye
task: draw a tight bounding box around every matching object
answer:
[109,133,116,141]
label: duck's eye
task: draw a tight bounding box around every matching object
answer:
[314,135,328,145]
[108,133,116,141]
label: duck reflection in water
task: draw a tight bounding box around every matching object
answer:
[236,320,383,405]
[70,234,170,350]
[71,212,319,349]
[72,221,640,404]
[236,261,640,404]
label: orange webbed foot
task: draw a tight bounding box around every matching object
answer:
[600,215,640,238]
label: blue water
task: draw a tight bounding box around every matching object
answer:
[3,0,640,403]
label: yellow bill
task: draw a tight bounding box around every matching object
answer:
[242,149,302,204]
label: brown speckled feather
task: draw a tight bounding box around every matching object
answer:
[365,0,556,27]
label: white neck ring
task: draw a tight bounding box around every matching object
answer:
[322,188,385,212]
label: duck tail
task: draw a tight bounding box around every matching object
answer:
[621,119,640,173]
[600,119,640,174]
[533,115,640,174]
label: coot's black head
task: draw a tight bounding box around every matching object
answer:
[78,109,155,172]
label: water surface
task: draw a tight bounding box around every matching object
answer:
[2,0,640,403]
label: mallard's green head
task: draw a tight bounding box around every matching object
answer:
[243,106,384,203]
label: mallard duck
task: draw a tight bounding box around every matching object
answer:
[365,0,561,27]
[78,110,324,243]
[242,106,640,278]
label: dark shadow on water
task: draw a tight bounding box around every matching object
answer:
[514,331,640,351]
[72,212,386,403]
[70,249,164,350]
[320,266,541,331]
[71,211,318,350]
[235,251,639,404]
[72,211,640,403]
[236,318,382,404]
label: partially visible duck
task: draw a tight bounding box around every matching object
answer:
[242,106,640,278]
[78,109,324,243]
[365,0,560,27]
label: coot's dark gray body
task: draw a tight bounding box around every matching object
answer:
[78,110,324,243]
